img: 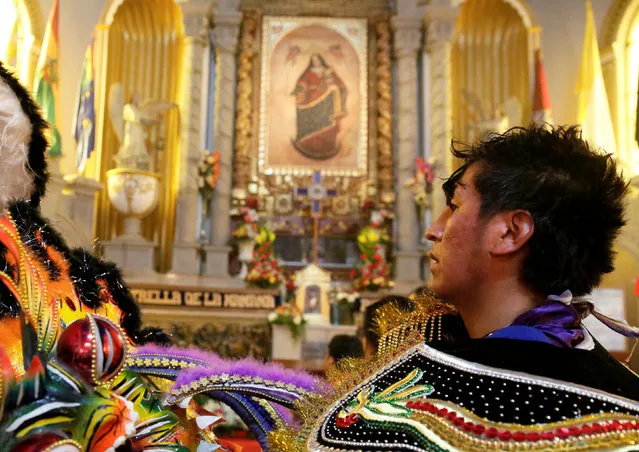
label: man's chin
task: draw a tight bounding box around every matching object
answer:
[429,281,444,299]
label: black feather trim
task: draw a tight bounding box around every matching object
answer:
[7,201,70,281]
[0,241,19,318]
[68,248,143,339]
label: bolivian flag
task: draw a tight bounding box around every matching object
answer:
[33,0,62,158]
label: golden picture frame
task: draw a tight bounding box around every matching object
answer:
[295,264,332,322]
[258,16,368,177]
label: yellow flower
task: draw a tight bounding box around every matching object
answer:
[269,276,276,284]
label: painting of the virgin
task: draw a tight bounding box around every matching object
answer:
[258,17,367,176]
[291,53,347,160]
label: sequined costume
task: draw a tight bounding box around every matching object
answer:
[0,61,321,452]
[271,289,639,451]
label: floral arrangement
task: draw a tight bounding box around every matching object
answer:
[232,199,260,242]
[246,224,283,289]
[335,290,359,304]
[284,274,297,304]
[350,252,394,292]
[357,208,392,255]
[404,156,435,208]
[351,211,394,292]
[198,150,221,201]
[268,302,306,341]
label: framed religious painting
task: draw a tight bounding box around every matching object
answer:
[258,16,368,177]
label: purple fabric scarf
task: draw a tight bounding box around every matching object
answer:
[488,301,584,348]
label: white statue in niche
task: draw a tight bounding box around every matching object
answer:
[462,90,522,141]
[108,82,177,171]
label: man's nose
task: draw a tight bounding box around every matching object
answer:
[425,213,445,242]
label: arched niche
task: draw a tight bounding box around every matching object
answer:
[92,0,185,272]
[451,0,538,29]
[600,0,639,177]
[451,0,537,145]
[2,0,44,86]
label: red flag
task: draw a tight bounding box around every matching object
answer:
[532,48,553,124]
[635,276,639,296]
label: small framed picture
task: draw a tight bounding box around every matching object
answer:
[295,264,331,322]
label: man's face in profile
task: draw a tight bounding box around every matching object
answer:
[426,165,492,303]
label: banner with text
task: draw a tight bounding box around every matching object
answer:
[130,288,279,310]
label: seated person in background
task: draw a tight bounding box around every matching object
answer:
[324,334,364,371]
[361,295,413,356]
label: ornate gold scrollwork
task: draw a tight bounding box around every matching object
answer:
[232,12,258,202]
[376,19,394,206]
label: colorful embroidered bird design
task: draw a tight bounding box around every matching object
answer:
[336,368,435,427]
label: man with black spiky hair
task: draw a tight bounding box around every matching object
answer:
[292,125,639,452]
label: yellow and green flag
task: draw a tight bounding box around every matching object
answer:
[33,0,62,158]
[575,0,616,157]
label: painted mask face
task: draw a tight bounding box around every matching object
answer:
[0,78,35,209]
[0,62,48,210]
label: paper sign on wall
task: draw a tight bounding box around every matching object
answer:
[583,288,626,352]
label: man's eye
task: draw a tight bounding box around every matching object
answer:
[449,203,458,212]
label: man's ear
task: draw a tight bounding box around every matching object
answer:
[489,210,534,256]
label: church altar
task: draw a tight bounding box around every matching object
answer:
[40,0,445,365]
[271,323,358,371]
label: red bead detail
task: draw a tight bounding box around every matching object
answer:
[525,432,540,442]
[592,423,603,434]
[446,411,458,421]
[438,408,448,417]
[462,421,474,432]
[336,413,360,429]
[568,426,581,436]
[541,431,555,441]
[497,430,512,441]
[512,431,526,442]
[611,420,623,431]
[453,417,465,426]
[472,424,486,435]
[581,425,594,435]
[623,421,636,431]
[556,427,570,439]
[406,401,416,409]
[485,427,499,439]
[426,404,438,414]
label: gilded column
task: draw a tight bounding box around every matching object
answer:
[171,2,210,275]
[392,15,423,285]
[232,13,258,201]
[204,11,242,277]
[376,19,394,207]
[424,6,457,220]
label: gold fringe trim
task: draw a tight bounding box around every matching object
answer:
[376,287,459,356]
